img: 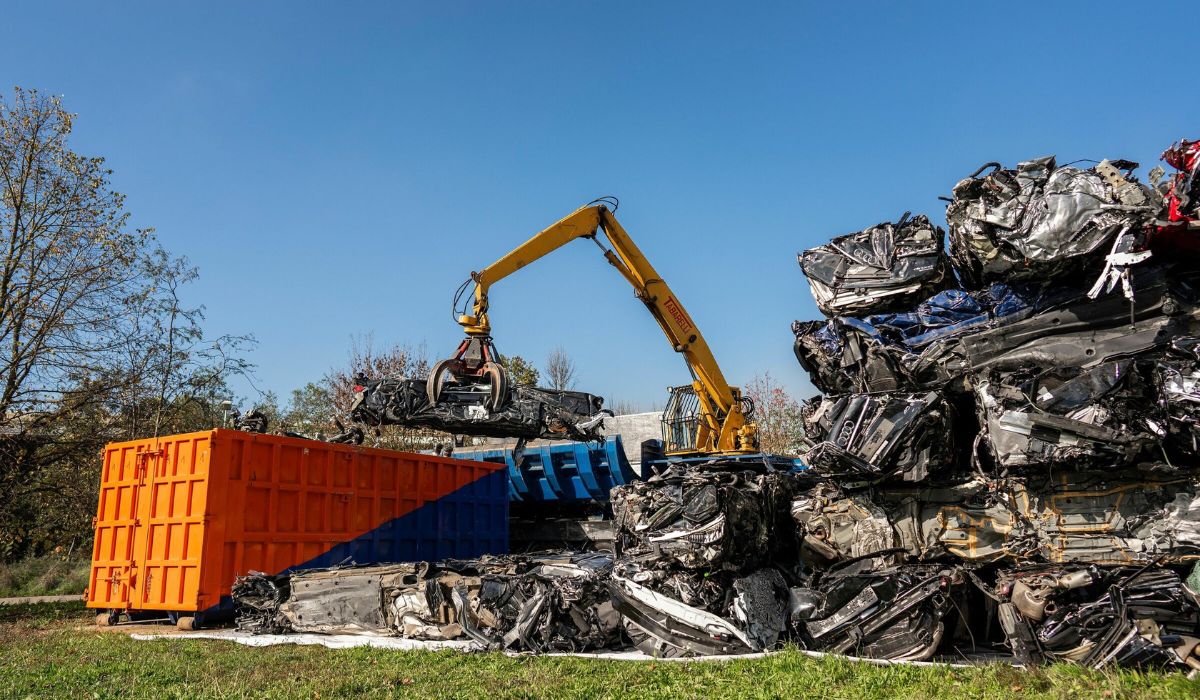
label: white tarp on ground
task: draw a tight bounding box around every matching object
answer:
[128,629,992,667]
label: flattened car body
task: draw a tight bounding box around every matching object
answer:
[799,213,950,317]
[233,554,623,652]
[973,360,1163,472]
[351,376,610,441]
[946,156,1159,287]
[802,391,956,483]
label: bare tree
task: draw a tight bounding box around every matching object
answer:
[313,335,449,450]
[545,346,576,391]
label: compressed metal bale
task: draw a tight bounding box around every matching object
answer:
[610,563,791,657]
[798,213,950,317]
[792,318,909,395]
[994,565,1200,670]
[945,156,1159,288]
[882,478,1034,564]
[453,552,622,652]
[1155,337,1200,457]
[791,283,1036,395]
[610,463,804,571]
[973,360,1164,473]
[801,391,957,484]
[790,480,903,573]
[790,563,963,662]
[880,472,1200,567]
[959,265,1200,377]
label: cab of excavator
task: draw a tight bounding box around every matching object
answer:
[661,385,700,455]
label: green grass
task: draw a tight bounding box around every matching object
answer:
[0,553,90,598]
[0,601,1197,699]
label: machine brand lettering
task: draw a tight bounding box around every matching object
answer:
[663,297,693,333]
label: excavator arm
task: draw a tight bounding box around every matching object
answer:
[444,199,757,456]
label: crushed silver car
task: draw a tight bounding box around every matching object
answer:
[798,212,950,317]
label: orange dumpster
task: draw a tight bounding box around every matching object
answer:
[86,429,507,626]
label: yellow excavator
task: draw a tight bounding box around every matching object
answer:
[428,198,758,458]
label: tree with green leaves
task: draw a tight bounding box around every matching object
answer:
[498,353,540,386]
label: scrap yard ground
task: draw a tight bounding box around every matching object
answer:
[0,602,1195,699]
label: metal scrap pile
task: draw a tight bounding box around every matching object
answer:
[787,142,1200,674]
[230,140,1200,674]
[608,462,802,657]
[233,552,622,652]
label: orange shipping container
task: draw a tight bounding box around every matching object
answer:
[87,429,507,625]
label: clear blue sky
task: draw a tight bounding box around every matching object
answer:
[4,2,1197,410]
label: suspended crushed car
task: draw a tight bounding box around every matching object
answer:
[798,213,951,317]
[350,375,611,442]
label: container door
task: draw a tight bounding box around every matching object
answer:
[133,435,211,611]
[89,443,155,610]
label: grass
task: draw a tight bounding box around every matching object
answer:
[0,553,90,598]
[0,602,1198,699]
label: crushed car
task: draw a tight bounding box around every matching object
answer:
[233,553,623,652]
[349,375,611,442]
[945,156,1159,289]
[798,212,950,317]
[800,391,957,483]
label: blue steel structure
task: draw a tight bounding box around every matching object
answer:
[454,435,640,505]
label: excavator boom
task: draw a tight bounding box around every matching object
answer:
[448,200,757,456]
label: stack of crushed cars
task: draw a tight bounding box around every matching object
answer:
[788,139,1200,675]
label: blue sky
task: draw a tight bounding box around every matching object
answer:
[4,2,1197,410]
